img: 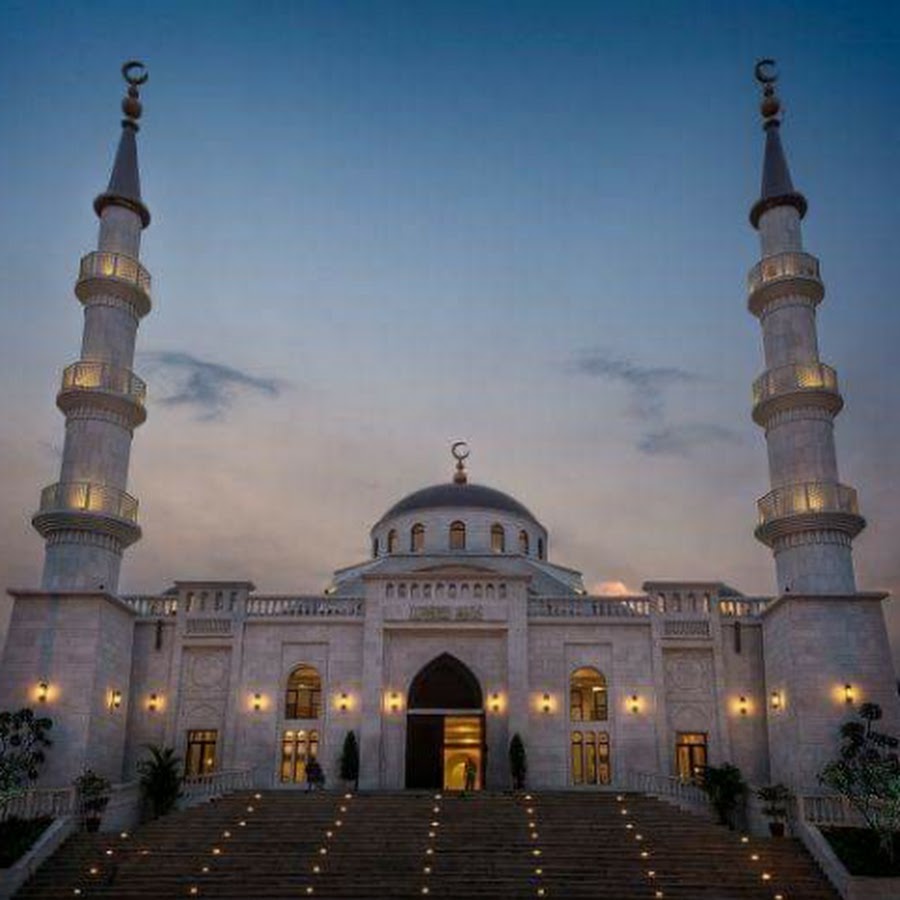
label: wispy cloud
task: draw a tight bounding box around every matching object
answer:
[141,351,285,421]
[570,349,699,421]
[638,424,740,457]
[569,349,738,456]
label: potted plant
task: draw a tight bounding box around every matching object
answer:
[700,762,746,828]
[509,733,527,791]
[74,769,111,832]
[138,745,182,819]
[756,783,792,836]
[339,731,359,791]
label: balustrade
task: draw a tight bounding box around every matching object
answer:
[757,481,858,527]
[126,595,178,616]
[752,362,839,411]
[527,596,652,618]
[77,250,151,295]
[747,251,821,295]
[38,481,138,522]
[60,360,146,405]
[245,596,365,617]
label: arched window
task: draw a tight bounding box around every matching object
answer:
[280,729,319,783]
[518,530,530,555]
[449,520,466,551]
[285,664,322,719]
[491,523,505,553]
[411,523,425,552]
[387,529,398,554]
[537,537,545,560]
[570,667,608,721]
[372,537,379,558]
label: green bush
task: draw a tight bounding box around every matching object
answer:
[701,762,746,827]
[138,745,182,819]
[509,733,527,790]
[339,731,359,789]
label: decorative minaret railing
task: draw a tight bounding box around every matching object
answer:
[32,62,152,593]
[748,60,865,595]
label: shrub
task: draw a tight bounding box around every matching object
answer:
[509,733,527,790]
[74,769,111,830]
[0,708,53,812]
[339,731,359,789]
[138,745,182,819]
[701,762,746,827]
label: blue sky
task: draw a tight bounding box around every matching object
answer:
[1,1,899,666]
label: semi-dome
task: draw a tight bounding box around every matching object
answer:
[378,482,540,527]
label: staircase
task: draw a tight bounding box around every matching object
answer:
[16,791,838,899]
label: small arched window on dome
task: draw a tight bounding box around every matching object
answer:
[449,520,466,551]
[537,537,545,560]
[491,523,505,553]
[387,529,398,554]
[518,530,530,555]
[411,523,425,552]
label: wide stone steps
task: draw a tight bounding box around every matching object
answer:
[16,790,839,899]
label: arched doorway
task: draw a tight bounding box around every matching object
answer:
[405,654,485,790]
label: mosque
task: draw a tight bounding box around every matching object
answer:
[1,61,897,797]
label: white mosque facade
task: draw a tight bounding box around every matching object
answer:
[1,62,898,797]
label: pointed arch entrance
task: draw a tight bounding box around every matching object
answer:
[405,654,485,790]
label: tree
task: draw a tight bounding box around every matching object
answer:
[819,702,900,864]
[339,731,359,790]
[74,769,111,832]
[509,733,527,790]
[0,708,53,810]
[138,745,182,819]
[701,762,746,827]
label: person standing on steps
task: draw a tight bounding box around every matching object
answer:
[306,758,325,792]
[463,756,477,793]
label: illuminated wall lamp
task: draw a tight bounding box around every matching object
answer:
[541,693,551,714]
[339,692,349,712]
[252,693,263,712]
[770,690,782,711]
[388,691,401,713]
[738,696,749,717]
[629,695,640,715]
[844,683,855,706]
[148,693,160,712]
[36,681,49,704]
[109,689,122,712]
[490,693,501,713]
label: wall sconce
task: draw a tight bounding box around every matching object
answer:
[629,694,640,715]
[252,693,263,712]
[387,691,401,713]
[339,692,349,712]
[738,695,748,717]
[541,692,551,714]
[770,690,782,711]
[109,689,122,712]
[490,693,502,713]
[844,683,854,706]
[148,693,160,712]
[36,681,49,704]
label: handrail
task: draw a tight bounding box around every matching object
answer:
[246,596,365,617]
[794,794,866,828]
[61,361,146,405]
[180,768,253,808]
[126,596,178,616]
[528,597,652,618]
[625,770,708,811]
[38,481,139,522]
[0,786,75,822]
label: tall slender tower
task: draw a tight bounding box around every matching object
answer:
[32,62,152,594]
[751,61,898,789]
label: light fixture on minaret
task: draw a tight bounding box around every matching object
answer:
[747,58,864,596]
[31,61,153,594]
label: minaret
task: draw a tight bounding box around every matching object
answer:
[32,62,152,594]
[748,60,864,594]
[750,61,899,790]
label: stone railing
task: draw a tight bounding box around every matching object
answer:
[794,794,865,828]
[757,481,859,527]
[126,595,178,616]
[0,786,75,822]
[246,596,365,618]
[38,481,138,522]
[625,770,708,813]
[752,362,838,408]
[718,597,769,617]
[78,251,151,296]
[385,580,508,601]
[185,617,232,635]
[180,768,253,809]
[60,361,147,406]
[747,251,821,297]
[528,597,652,618]
[663,619,710,638]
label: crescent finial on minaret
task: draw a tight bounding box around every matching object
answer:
[121,60,148,125]
[755,58,781,122]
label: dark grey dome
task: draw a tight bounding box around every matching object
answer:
[377,482,540,526]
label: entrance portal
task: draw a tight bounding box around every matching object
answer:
[405,654,485,789]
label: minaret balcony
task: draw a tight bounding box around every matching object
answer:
[75,251,152,318]
[755,481,865,547]
[33,481,141,547]
[751,362,842,425]
[57,361,147,426]
[747,251,824,317]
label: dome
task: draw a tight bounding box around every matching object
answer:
[377,482,540,527]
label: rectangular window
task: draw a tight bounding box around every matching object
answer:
[286,685,321,720]
[185,729,218,777]
[675,732,708,782]
[280,729,319,784]
[570,731,611,786]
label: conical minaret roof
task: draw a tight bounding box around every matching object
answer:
[93,61,151,228]
[749,60,807,229]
